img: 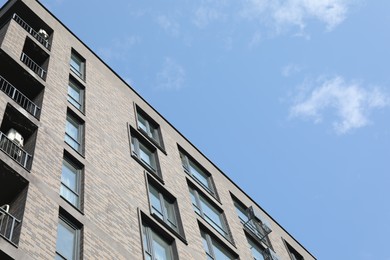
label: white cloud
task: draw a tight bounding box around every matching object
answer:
[290,76,390,134]
[157,15,180,36]
[282,63,303,77]
[193,6,226,28]
[98,36,141,61]
[157,57,186,90]
[241,0,352,33]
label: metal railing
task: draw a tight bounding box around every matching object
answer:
[0,206,21,246]
[0,75,41,118]
[12,13,51,50]
[0,132,32,170]
[20,52,46,80]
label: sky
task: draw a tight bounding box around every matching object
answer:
[8,0,390,259]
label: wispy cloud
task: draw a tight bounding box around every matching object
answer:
[156,57,186,90]
[282,63,303,77]
[290,76,390,134]
[98,36,141,61]
[241,0,352,33]
[193,6,226,28]
[157,15,180,36]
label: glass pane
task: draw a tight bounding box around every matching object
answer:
[149,186,163,219]
[66,117,79,141]
[70,55,82,75]
[60,185,78,206]
[212,240,234,260]
[248,237,265,260]
[152,231,172,260]
[56,221,76,260]
[68,82,81,109]
[65,135,80,151]
[138,114,148,133]
[201,233,211,256]
[189,189,201,214]
[62,162,77,190]
[235,203,249,223]
[139,143,155,169]
[200,197,224,232]
[189,161,211,190]
[164,200,177,229]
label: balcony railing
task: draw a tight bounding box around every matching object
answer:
[0,206,21,246]
[0,132,32,170]
[0,75,41,118]
[12,13,51,50]
[20,52,46,80]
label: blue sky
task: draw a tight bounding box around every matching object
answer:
[11,0,390,259]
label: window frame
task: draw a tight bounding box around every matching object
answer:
[55,215,81,260]
[246,234,266,260]
[180,150,218,198]
[189,186,231,241]
[233,198,272,249]
[67,77,85,112]
[146,175,186,241]
[201,229,237,260]
[65,112,84,154]
[130,127,161,179]
[283,239,304,260]
[60,155,83,210]
[141,215,178,260]
[70,50,86,80]
[135,105,165,151]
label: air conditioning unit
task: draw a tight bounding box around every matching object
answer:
[247,206,272,234]
[6,128,24,147]
[265,248,280,260]
[38,29,49,40]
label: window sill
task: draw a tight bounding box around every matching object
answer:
[137,127,167,155]
[195,211,234,246]
[65,142,85,159]
[185,175,222,206]
[131,154,164,185]
[151,213,188,245]
[60,195,84,216]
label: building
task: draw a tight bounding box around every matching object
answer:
[0,0,316,259]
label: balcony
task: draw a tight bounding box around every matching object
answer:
[12,13,51,50]
[0,104,38,171]
[20,52,46,80]
[0,161,28,246]
[0,75,40,118]
[0,131,32,170]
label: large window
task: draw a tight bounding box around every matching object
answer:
[65,113,84,153]
[70,50,85,80]
[148,180,183,236]
[284,240,304,260]
[247,235,265,260]
[55,215,81,260]
[131,132,160,177]
[142,221,176,260]
[136,106,164,149]
[189,186,230,240]
[180,151,216,197]
[233,199,272,248]
[201,230,237,260]
[60,156,82,209]
[67,78,84,112]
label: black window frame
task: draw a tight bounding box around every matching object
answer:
[65,111,84,155]
[67,76,85,113]
[200,228,238,260]
[135,105,165,151]
[70,49,86,80]
[60,153,83,210]
[179,149,218,199]
[189,185,232,242]
[146,175,186,241]
[283,239,304,260]
[246,233,266,260]
[55,212,82,260]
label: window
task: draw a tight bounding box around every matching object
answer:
[65,112,84,153]
[142,221,176,260]
[136,106,164,148]
[233,199,272,248]
[189,186,230,240]
[201,230,237,260]
[148,181,183,236]
[55,215,81,260]
[60,156,82,209]
[180,151,216,197]
[247,235,265,260]
[70,50,85,79]
[131,131,160,176]
[284,240,304,260]
[67,78,84,112]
